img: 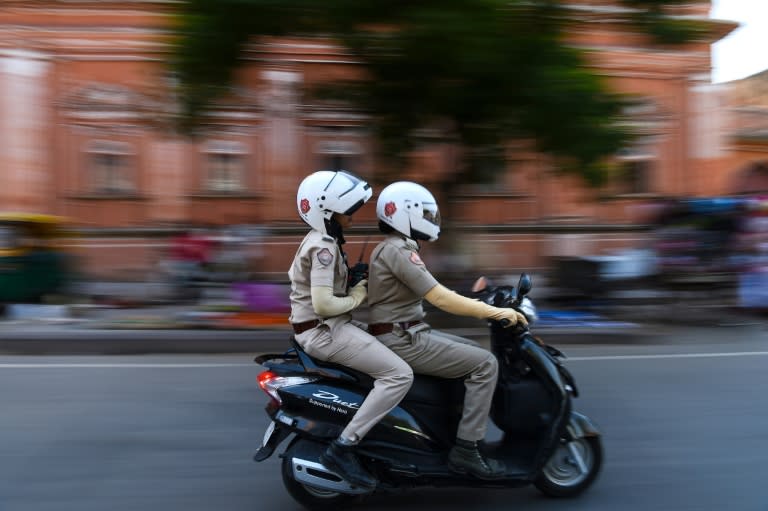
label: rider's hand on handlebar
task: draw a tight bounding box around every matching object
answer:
[497,309,528,328]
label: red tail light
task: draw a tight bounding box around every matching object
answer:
[257,370,318,405]
[258,370,277,390]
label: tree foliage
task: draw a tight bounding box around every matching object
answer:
[171,0,709,186]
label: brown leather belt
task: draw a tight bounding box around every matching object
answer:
[368,320,423,336]
[291,319,321,334]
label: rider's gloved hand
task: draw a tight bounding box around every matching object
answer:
[424,284,529,328]
[311,281,368,316]
[492,308,528,328]
[348,262,369,288]
[348,279,368,305]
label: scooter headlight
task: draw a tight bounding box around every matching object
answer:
[519,297,538,324]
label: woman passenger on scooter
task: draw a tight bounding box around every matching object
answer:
[366,181,527,480]
[289,171,413,490]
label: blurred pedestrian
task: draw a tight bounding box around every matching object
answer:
[168,228,213,301]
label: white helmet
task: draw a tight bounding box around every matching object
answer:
[376,181,441,242]
[296,170,373,235]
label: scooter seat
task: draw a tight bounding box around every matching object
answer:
[292,337,464,404]
[291,337,376,385]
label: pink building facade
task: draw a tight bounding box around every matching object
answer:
[0,1,758,278]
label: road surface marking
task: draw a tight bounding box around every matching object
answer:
[0,363,253,368]
[2,351,768,367]
[568,351,768,361]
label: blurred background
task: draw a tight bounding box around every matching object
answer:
[0,0,767,323]
[4,6,768,510]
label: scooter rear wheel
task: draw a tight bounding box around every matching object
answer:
[281,438,365,511]
[534,436,603,498]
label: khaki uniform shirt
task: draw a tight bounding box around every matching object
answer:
[288,230,350,325]
[368,234,439,324]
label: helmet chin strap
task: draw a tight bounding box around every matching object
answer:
[325,217,346,246]
[410,226,429,242]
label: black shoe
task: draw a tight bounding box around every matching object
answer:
[448,439,506,480]
[320,440,378,490]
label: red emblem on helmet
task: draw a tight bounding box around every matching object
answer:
[384,201,397,217]
[300,198,311,214]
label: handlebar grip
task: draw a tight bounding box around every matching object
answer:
[499,318,511,327]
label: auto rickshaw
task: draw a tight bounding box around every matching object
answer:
[651,197,743,287]
[0,212,74,303]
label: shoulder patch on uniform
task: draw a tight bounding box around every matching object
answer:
[409,251,424,265]
[317,248,333,266]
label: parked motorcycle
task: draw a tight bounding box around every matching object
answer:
[253,274,603,510]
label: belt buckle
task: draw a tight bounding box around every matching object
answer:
[395,321,411,334]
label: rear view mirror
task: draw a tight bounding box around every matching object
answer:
[471,276,489,293]
[516,274,532,298]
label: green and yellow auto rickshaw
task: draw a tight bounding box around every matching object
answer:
[0,213,74,303]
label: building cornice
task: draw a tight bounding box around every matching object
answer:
[564,2,738,44]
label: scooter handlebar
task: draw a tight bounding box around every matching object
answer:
[498,317,530,333]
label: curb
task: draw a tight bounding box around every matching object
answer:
[0,328,286,355]
[0,323,654,355]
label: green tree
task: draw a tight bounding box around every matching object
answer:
[171,0,709,187]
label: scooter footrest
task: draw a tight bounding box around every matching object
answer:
[387,464,421,477]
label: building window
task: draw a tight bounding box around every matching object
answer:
[471,145,507,184]
[87,141,134,194]
[615,134,657,195]
[315,140,362,173]
[204,141,248,192]
[323,153,357,171]
[619,160,652,195]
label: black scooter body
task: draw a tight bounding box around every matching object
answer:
[254,274,602,499]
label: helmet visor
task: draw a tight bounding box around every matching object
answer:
[423,207,441,227]
[343,196,368,216]
[332,171,372,215]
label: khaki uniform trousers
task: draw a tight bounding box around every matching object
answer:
[295,319,413,442]
[376,324,498,442]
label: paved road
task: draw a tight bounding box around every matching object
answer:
[1,334,767,511]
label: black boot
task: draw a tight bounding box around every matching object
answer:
[320,439,378,490]
[448,438,506,480]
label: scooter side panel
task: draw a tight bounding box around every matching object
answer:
[491,376,556,436]
[518,337,573,471]
[277,382,449,451]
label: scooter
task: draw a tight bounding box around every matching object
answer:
[253,274,603,510]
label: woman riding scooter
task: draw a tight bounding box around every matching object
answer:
[288,170,413,490]
[366,181,527,479]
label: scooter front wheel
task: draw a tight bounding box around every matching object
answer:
[534,436,603,498]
